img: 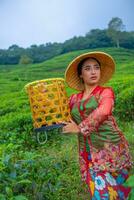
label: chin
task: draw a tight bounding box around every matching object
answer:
[89,80,99,85]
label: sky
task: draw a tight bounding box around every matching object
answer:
[0,0,134,49]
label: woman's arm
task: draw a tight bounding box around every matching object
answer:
[78,88,115,136]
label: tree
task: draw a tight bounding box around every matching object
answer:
[85,29,112,48]
[19,54,33,65]
[107,17,125,48]
[7,44,25,64]
[119,31,134,49]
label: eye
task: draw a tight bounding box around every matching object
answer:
[95,65,100,70]
[83,66,91,70]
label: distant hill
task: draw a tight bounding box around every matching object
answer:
[0,47,134,85]
[0,27,134,65]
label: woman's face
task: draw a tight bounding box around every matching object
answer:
[80,58,101,86]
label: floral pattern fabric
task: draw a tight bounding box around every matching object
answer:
[80,150,131,199]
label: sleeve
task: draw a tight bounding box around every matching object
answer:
[78,88,115,136]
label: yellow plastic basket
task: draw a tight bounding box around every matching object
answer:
[25,78,71,129]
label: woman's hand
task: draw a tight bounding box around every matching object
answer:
[62,119,80,134]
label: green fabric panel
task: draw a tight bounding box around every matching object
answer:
[98,123,121,142]
[90,122,120,149]
[78,134,85,151]
[71,95,98,122]
[71,105,81,124]
[86,138,90,152]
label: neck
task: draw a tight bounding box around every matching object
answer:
[82,84,98,100]
[84,84,98,95]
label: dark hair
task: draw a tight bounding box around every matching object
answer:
[77,57,101,77]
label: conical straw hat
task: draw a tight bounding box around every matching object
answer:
[65,51,115,91]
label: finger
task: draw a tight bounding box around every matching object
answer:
[62,130,70,134]
[62,122,69,126]
[69,119,76,124]
[57,121,68,125]
[61,128,69,134]
[56,121,62,124]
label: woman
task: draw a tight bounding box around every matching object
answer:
[62,51,132,199]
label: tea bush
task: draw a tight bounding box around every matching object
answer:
[0,48,134,199]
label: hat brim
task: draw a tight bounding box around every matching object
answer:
[65,51,115,91]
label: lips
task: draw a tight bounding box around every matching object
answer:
[91,76,97,79]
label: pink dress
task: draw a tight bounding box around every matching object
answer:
[69,85,132,199]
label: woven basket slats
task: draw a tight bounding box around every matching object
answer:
[25,78,71,128]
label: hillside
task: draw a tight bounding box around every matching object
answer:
[0,47,134,199]
[0,47,134,127]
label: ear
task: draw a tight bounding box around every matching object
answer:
[80,74,83,78]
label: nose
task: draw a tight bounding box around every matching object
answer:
[91,68,96,74]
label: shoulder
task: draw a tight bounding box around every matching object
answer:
[69,92,82,109]
[98,86,115,99]
[69,92,81,103]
